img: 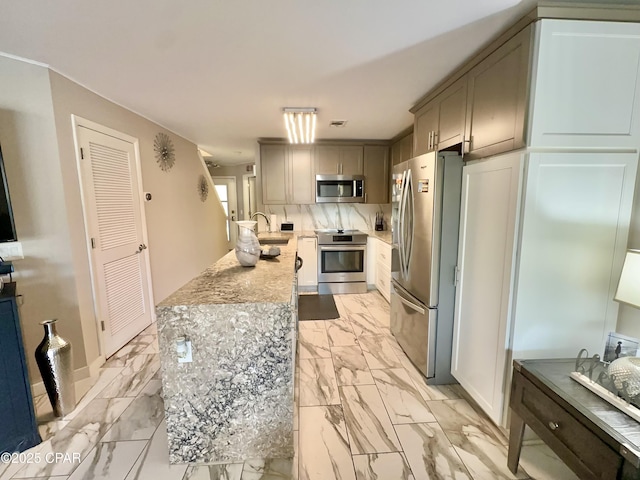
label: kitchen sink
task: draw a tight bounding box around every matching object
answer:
[258,238,289,245]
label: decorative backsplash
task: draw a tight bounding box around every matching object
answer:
[264,203,391,232]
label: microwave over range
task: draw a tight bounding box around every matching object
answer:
[316,175,365,203]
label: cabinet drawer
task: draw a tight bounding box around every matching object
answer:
[377,242,391,267]
[514,374,622,479]
[376,262,391,302]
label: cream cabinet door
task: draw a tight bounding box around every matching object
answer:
[414,100,439,155]
[465,25,532,159]
[437,76,467,151]
[452,152,523,425]
[261,145,287,204]
[297,236,318,288]
[289,146,314,204]
[529,20,640,149]
[339,146,364,175]
[315,145,341,175]
[363,145,390,204]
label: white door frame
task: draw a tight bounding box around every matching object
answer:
[242,173,257,220]
[212,176,239,249]
[71,115,155,360]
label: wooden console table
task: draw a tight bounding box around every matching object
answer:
[509,359,640,480]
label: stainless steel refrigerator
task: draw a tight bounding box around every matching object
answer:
[390,151,462,384]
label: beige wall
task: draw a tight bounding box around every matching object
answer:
[0,57,87,376]
[48,71,228,372]
[617,164,640,338]
[0,55,228,380]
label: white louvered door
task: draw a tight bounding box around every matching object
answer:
[77,126,152,357]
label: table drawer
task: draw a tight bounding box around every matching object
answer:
[514,374,622,479]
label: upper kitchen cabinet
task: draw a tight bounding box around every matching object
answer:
[414,76,467,155]
[414,100,439,155]
[261,144,287,204]
[391,131,413,165]
[528,20,640,149]
[260,144,314,205]
[315,145,363,175]
[363,145,390,204]
[464,24,532,159]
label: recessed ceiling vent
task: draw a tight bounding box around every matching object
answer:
[329,120,348,128]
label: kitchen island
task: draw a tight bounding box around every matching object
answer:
[155,234,297,464]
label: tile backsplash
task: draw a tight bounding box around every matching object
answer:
[263,204,391,232]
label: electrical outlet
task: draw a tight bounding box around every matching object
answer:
[176,337,193,363]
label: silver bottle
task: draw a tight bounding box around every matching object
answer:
[35,319,75,417]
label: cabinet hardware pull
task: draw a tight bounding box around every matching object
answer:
[548,421,559,430]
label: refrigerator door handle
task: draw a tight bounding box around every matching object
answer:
[398,170,407,279]
[393,283,426,315]
[404,168,414,273]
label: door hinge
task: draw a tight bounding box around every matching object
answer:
[90,237,96,249]
[80,147,84,159]
[454,265,460,286]
[101,320,105,331]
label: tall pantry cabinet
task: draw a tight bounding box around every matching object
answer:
[451,19,640,426]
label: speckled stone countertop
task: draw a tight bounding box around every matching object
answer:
[159,233,298,307]
[367,229,392,245]
[156,231,299,464]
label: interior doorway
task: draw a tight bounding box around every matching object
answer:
[73,117,154,358]
[243,173,257,220]
[212,176,238,250]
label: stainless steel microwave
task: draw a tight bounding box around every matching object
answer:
[316,175,365,203]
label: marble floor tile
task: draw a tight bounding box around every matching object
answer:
[38,419,70,442]
[339,385,401,455]
[428,399,505,446]
[14,398,134,478]
[338,295,371,316]
[371,369,437,424]
[103,335,155,368]
[298,329,331,359]
[352,453,414,480]
[124,421,188,480]
[347,313,382,338]
[446,425,527,479]
[298,320,326,331]
[399,356,463,402]
[100,379,164,441]
[326,321,357,347]
[242,458,293,479]
[141,336,160,355]
[184,464,243,480]
[36,366,123,423]
[98,354,160,398]
[357,335,402,370]
[298,406,356,480]
[0,456,27,480]
[299,358,340,406]
[67,440,147,480]
[518,444,579,480]
[142,322,158,336]
[395,423,472,480]
[331,346,375,386]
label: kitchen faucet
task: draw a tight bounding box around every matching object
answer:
[250,211,270,232]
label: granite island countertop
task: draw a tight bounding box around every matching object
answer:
[156,232,298,465]
[159,233,298,307]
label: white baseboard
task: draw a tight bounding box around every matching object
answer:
[31,355,105,398]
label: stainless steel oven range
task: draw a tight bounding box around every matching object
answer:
[316,229,367,294]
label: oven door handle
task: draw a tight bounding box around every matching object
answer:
[318,245,365,251]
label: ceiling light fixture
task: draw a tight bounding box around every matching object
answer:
[283,108,317,144]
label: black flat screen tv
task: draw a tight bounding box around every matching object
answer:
[0,144,17,242]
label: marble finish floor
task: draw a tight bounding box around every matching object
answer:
[0,292,579,480]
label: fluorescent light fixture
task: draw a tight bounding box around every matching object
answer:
[615,250,640,309]
[283,108,317,144]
